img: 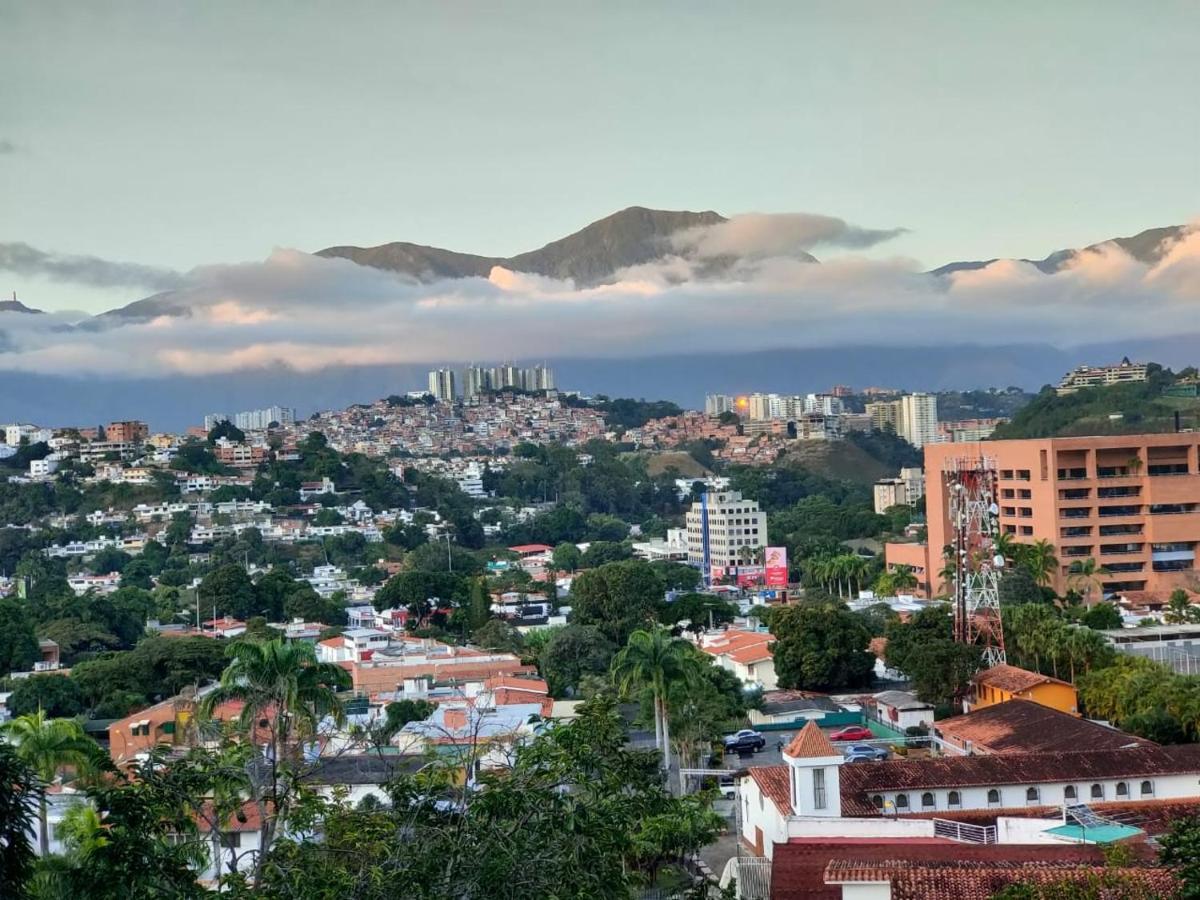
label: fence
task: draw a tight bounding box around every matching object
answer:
[933,818,997,844]
[752,710,863,732]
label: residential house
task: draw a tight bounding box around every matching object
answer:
[970,664,1079,715]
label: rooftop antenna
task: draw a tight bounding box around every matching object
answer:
[944,455,1006,669]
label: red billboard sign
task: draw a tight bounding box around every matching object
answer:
[764,546,788,587]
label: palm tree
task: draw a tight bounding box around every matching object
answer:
[1164,589,1195,625]
[993,531,1019,565]
[199,639,349,884]
[1067,557,1110,606]
[1023,539,1059,588]
[611,628,699,770]
[1,711,104,856]
[891,565,919,593]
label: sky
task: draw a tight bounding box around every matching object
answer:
[3,1,1199,318]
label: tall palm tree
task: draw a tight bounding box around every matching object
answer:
[993,531,1019,565]
[891,565,919,593]
[1067,557,1111,606]
[1,711,104,856]
[1164,589,1196,625]
[198,639,349,884]
[1023,539,1059,588]
[611,628,699,770]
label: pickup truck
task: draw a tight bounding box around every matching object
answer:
[723,729,767,753]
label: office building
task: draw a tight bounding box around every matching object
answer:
[685,490,767,573]
[1057,358,1148,395]
[427,368,457,402]
[886,434,1200,599]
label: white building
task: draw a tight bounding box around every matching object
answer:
[427,368,457,402]
[685,490,767,571]
[739,721,1200,860]
[705,394,735,416]
[896,393,938,449]
[873,467,925,513]
[804,393,845,417]
[699,628,777,690]
[455,463,485,498]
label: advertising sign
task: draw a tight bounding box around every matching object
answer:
[765,546,789,587]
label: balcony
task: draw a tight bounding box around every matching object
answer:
[1104,562,1146,573]
[1060,527,1092,539]
[1150,503,1199,516]
[1149,464,1189,477]
[1097,486,1140,499]
[1098,506,1141,518]
[1060,508,1091,520]
[1099,524,1143,536]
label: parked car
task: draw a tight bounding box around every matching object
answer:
[717,775,737,800]
[829,725,873,742]
[723,729,767,753]
[843,743,890,762]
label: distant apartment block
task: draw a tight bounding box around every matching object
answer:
[887,433,1200,599]
[866,400,899,432]
[427,368,457,402]
[865,394,938,448]
[936,418,1004,443]
[1057,357,1148,395]
[454,363,555,398]
[873,467,925,514]
[705,393,735,416]
[685,490,767,572]
[105,420,149,444]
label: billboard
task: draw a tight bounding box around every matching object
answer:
[764,546,789,587]
[736,565,765,587]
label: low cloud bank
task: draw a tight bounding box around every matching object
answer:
[0,217,1198,377]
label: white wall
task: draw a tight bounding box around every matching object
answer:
[784,816,936,841]
[738,775,789,858]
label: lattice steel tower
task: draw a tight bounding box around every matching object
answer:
[945,455,1007,667]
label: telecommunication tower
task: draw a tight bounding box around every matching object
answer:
[945,455,1006,667]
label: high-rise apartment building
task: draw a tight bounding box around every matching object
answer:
[427,368,456,402]
[461,366,490,399]
[866,400,899,432]
[232,406,296,431]
[886,434,1200,599]
[873,467,926,514]
[897,393,938,448]
[685,490,768,573]
[705,394,735,416]
[804,393,845,417]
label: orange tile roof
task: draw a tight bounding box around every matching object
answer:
[749,765,792,815]
[784,720,838,759]
[974,664,1069,695]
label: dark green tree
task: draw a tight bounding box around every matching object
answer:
[539,624,616,697]
[770,602,874,691]
[569,560,666,645]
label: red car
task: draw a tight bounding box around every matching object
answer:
[829,726,873,742]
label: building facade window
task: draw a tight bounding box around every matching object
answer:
[872,794,883,809]
[813,768,826,810]
[1116,782,1129,798]
[1065,786,1077,801]
[1141,781,1154,796]
[921,792,935,809]
[1091,784,1104,800]
[947,791,961,808]
[1026,787,1040,804]
[894,794,909,809]
[987,789,1000,806]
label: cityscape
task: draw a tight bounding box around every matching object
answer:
[3,4,1200,900]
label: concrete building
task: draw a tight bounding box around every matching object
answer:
[1058,358,1148,395]
[866,401,899,433]
[705,393,735,416]
[232,406,295,431]
[889,434,1200,598]
[897,393,938,449]
[461,365,489,398]
[427,368,456,402]
[105,420,149,444]
[804,393,845,417]
[873,467,925,514]
[685,490,767,573]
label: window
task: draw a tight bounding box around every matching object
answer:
[1091,784,1104,800]
[220,832,242,850]
[1141,781,1154,797]
[987,789,1000,806]
[947,791,961,808]
[872,794,883,809]
[1064,786,1077,801]
[921,792,934,809]
[1116,782,1128,798]
[1026,787,1040,804]
[813,768,827,810]
[895,794,909,809]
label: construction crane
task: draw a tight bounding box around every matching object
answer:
[945,455,1007,667]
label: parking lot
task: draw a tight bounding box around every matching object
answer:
[718,722,908,768]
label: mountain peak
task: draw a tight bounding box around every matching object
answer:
[0,295,43,314]
[316,206,730,286]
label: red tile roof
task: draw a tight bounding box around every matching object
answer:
[935,700,1155,755]
[750,766,793,815]
[902,797,1200,837]
[823,859,1178,900]
[784,721,838,760]
[770,841,1108,900]
[974,663,1069,694]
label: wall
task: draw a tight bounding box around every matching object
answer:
[784,815,936,840]
[738,775,789,859]
[1023,682,1080,715]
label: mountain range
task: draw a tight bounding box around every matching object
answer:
[4,208,1187,318]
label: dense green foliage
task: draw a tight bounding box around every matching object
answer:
[769,600,874,691]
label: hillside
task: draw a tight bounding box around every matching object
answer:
[990,365,1200,439]
[641,450,711,479]
[777,439,895,485]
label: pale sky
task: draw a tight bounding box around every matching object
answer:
[2,1,1199,313]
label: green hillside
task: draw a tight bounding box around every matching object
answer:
[991,364,1200,439]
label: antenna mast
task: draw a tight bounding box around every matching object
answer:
[945,455,1006,667]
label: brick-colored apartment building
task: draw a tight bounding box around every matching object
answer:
[887,434,1200,599]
